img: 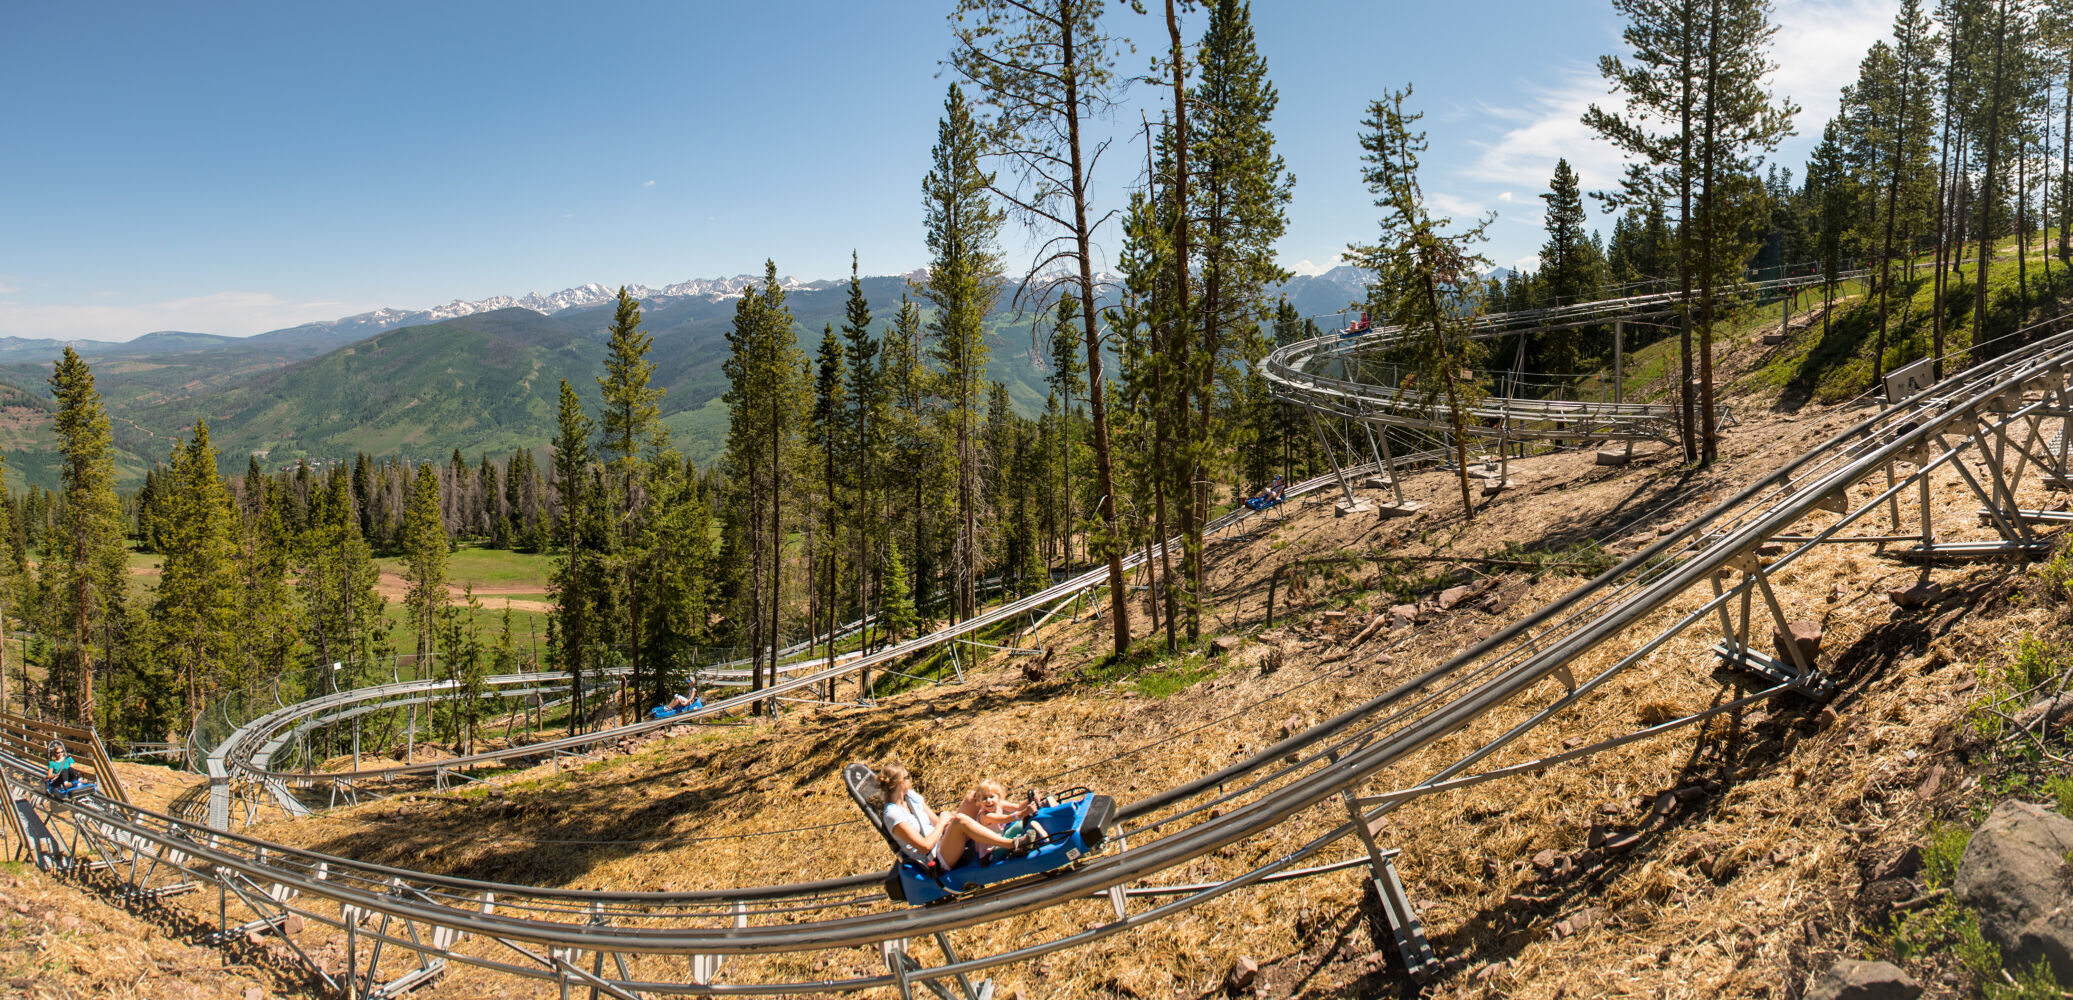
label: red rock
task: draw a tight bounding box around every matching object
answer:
[1888,580,1942,609]
[1229,955,1259,989]
[1774,620,1823,664]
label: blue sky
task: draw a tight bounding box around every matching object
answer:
[0,0,1895,341]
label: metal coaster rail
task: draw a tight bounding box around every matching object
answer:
[18,275,2067,1000]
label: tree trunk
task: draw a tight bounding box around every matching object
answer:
[1696,0,1721,466]
[1875,44,1913,387]
[1165,0,1202,643]
[1063,7,1131,657]
[768,393,782,714]
[1677,8,1697,463]
[1975,1,2011,356]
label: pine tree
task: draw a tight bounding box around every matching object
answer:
[0,455,19,715]
[548,380,598,732]
[1585,0,1703,456]
[402,463,449,668]
[919,83,1005,624]
[1185,0,1292,637]
[882,294,947,626]
[1537,158,1593,379]
[811,321,847,671]
[238,479,301,691]
[136,467,164,554]
[950,0,1134,655]
[597,286,667,705]
[638,461,712,701]
[1969,0,2031,353]
[44,348,127,723]
[1350,87,1493,517]
[839,253,883,658]
[879,541,918,651]
[435,587,489,754]
[298,469,390,687]
[1847,0,1941,382]
[1045,295,1085,568]
[722,261,805,705]
[1111,181,1185,648]
[150,419,240,732]
[1588,0,1796,463]
[478,453,503,546]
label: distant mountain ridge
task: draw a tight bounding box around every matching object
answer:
[0,263,1394,491]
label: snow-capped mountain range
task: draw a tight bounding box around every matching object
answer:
[223,271,904,358]
[378,273,852,326]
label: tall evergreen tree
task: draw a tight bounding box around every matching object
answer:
[722,261,805,705]
[1588,0,1796,462]
[597,286,667,705]
[435,588,490,754]
[238,479,301,691]
[0,455,19,715]
[151,420,240,733]
[1586,0,1704,457]
[1855,0,1942,382]
[548,380,600,732]
[1178,0,1294,638]
[44,348,127,723]
[919,83,1006,624]
[950,0,1135,655]
[811,322,847,671]
[638,461,712,703]
[883,294,948,625]
[298,470,389,686]
[402,463,449,667]
[1350,87,1493,517]
[839,253,883,663]
[1045,295,1085,569]
[1537,158,1594,379]
[1969,0,2030,354]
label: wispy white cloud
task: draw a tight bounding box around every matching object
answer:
[1771,0,1899,145]
[1287,258,1332,277]
[0,291,362,342]
[1463,67,1633,199]
[643,179,656,188]
[1464,0,1898,200]
[1429,191,1490,223]
[1513,255,1542,274]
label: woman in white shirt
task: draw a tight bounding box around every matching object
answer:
[875,761,1024,869]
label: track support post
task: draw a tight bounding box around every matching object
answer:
[1334,757,1437,980]
[1708,553,1833,699]
[881,936,992,1000]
